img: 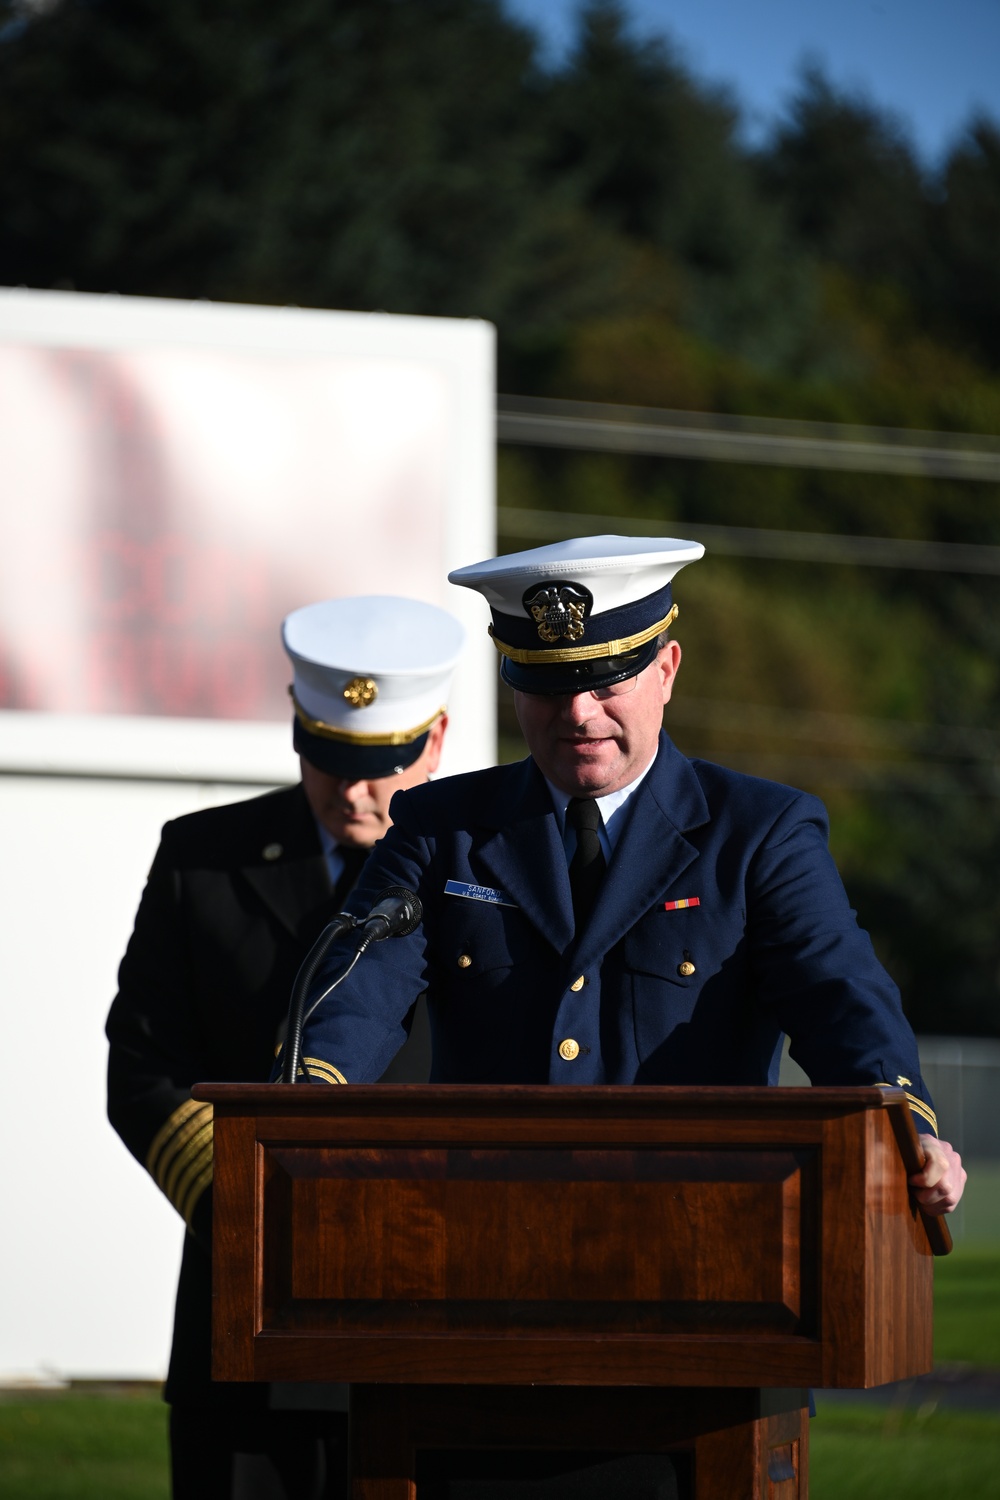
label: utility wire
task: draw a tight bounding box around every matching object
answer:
[667,698,1000,761]
[668,698,1000,794]
[497,506,1000,576]
[497,395,1000,483]
[671,749,1000,796]
[495,394,1000,785]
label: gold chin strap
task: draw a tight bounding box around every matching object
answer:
[289,687,444,746]
[490,604,678,665]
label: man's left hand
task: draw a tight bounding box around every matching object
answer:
[911,1135,966,1215]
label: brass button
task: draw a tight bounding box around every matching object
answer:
[262,842,283,861]
[558,1038,580,1061]
[569,975,586,992]
[457,953,472,969]
[678,960,696,977]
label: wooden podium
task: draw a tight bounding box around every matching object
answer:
[196,1084,949,1499]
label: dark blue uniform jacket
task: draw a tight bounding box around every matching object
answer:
[298,733,937,1133]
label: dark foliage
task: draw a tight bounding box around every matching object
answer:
[1,0,997,373]
[759,66,928,291]
[930,118,1000,370]
[2,0,1000,1033]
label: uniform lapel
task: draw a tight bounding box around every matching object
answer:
[569,733,710,972]
[241,785,332,939]
[473,759,576,956]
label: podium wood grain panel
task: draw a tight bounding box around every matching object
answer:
[200,1084,943,1499]
[201,1085,938,1390]
[264,1146,812,1332]
[211,1111,259,1380]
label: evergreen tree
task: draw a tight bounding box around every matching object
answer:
[932,118,1000,370]
[542,1,815,369]
[3,0,1000,1032]
[0,0,566,318]
[759,65,928,290]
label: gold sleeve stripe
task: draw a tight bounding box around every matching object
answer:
[146,1096,204,1180]
[177,1162,215,1228]
[145,1098,214,1220]
[873,1082,939,1137]
[303,1057,348,1085]
[157,1108,212,1196]
[163,1117,214,1205]
[906,1095,938,1135]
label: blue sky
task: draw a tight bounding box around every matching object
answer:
[504,0,1000,169]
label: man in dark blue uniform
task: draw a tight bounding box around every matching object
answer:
[107,594,465,1500]
[292,537,964,1217]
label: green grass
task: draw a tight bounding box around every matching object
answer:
[2,1233,996,1498]
[935,1248,1000,1366]
[0,1392,168,1500]
[811,1406,1000,1500]
[954,1160,1000,1246]
[4,1395,1000,1500]
[809,1239,1000,1499]
[3,1390,1000,1500]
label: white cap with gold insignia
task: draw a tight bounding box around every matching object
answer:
[282,595,465,778]
[449,534,703,695]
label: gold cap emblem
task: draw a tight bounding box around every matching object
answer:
[524,582,592,644]
[342,676,378,709]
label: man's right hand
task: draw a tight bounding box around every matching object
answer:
[911,1136,966,1215]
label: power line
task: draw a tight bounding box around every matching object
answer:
[670,701,1000,791]
[669,749,1000,796]
[497,506,1000,575]
[498,395,1000,482]
[495,394,1000,788]
[667,698,1000,760]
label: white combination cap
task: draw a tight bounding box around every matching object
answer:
[449,535,703,694]
[282,595,465,778]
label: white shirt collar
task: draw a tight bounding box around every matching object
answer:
[543,750,656,857]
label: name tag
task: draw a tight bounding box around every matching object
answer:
[444,879,516,908]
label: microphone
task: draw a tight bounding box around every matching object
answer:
[280,910,359,1084]
[280,889,423,1084]
[358,887,423,944]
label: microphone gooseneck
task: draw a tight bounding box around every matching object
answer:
[282,889,424,1082]
[281,911,359,1084]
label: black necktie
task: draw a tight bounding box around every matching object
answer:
[567,797,606,934]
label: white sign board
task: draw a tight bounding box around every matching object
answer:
[0,288,496,1380]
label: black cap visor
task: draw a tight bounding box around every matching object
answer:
[293,718,429,780]
[500,635,662,696]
